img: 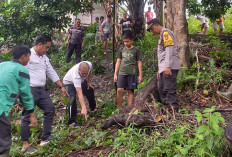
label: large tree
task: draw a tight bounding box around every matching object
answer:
[166,0,190,67]
[0,0,95,46]
[124,0,148,39]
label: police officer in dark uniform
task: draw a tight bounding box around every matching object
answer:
[65,19,85,63]
[147,18,180,111]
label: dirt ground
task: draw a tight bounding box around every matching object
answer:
[63,46,231,156]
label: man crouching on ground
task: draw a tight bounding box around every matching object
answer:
[63,61,96,127]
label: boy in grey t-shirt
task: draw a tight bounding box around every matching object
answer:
[100,14,113,54]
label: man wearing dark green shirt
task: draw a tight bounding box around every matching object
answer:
[0,45,37,156]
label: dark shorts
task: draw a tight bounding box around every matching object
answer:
[117,75,137,90]
[102,32,112,42]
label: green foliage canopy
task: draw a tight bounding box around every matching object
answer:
[187,0,231,20]
[0,0,95,46]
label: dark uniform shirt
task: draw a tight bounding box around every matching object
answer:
[68,26,85,44]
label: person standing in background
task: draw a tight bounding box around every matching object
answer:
[120,12,134,36]
[100,14,113,55]
[145,7,154,24]
[95,16,104,44]
[196,15,209,35]
[65,19,85,63]
[213,15,225,35]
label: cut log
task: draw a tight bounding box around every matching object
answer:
[101,76,160,129]
[225,124,232,155]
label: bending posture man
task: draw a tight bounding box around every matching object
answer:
[196,15,209,35]
[21,35,68,151]
[147,18,180,111]
[63,61,96,127]
[0,45,37,156]
[65,19,85,63]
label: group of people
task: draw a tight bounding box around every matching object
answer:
[196,14,225,35]
[0,34,97,155]
[1,9,182,155]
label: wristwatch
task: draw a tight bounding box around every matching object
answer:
[60,85,66,89]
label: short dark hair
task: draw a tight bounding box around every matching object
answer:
[12,45,31,59]
[100,16,104,20]
[75,18,81,21]
[35,34,52,45]
[107,14,112,18]
[123,33,133,40]
[95,17,99,20]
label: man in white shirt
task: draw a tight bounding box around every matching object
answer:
[21,34,69,152]
[63,61,96,127]
[196,15,209,35]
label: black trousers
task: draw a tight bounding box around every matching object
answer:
[66,43,82,64]
[158,70,179,107]
[21,87,55,141]
[66,80,96,125]
[0,113,11,156]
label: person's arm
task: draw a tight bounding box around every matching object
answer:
[100,22,105,34]
[130,19,134,27]
[82,37,85,48]
[114,58,121,82]
[162,32,175,76]
[55,80,69,97]
[65,34,71,47]
[18,68,37,128]
[45,57,69,96]
[76,88,87,120]
[145,12,147,23]
[81,29,85,48]
[87,71,93,89]
[137,60,143,83]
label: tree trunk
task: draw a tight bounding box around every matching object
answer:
[153,0,162,23]
[126,0,146,39]
[166,0,190,67]
[101,76,160,129]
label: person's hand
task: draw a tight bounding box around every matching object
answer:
[61,87,69,97]
[87,84,94,90]
[164,68,172,76]
[65,41,69,47]
[82,43,84,48]
[138,75,143,84]
[157,72,160,79]
[114,74,118,82]
[81,107,87,120]
[29,113,38,128]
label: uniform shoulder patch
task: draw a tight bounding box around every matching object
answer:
[163,31,174,47]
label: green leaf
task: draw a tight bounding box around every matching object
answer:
[218,117,225,123]
[197,125,209,133]
[196,116,203,123]
[206,136,214,150]
[195,110,202,117]
[61,97,69,106]
[196,134,204,140]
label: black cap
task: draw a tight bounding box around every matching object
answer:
[147,18,160,32]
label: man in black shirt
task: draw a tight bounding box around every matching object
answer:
[120,13,134,35]
[65,19,85,63]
